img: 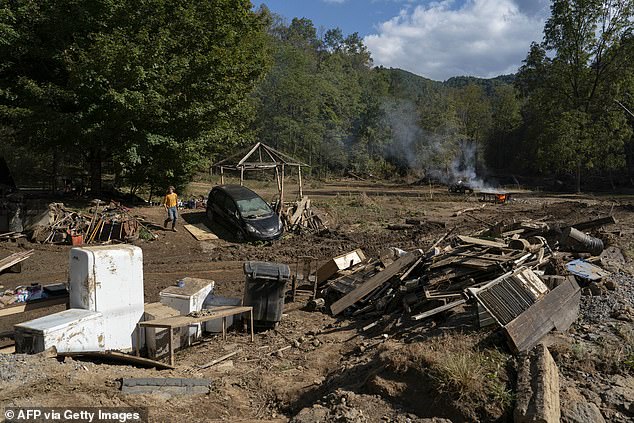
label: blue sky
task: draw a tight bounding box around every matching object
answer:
[252,0,551,81]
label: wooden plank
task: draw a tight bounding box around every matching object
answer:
[290,196,309,225]
[411,299,466,321]
[568,215,616,231]
[60,351,174,370]
[198,349,240,369]
[0,250,34,273]
[0,295,69,317]
[183,224,219,241]
[317,249,366,283]
[504,276,580,353]
[457,235,506,248]
[139,306,252,329]
[330,249,423,315]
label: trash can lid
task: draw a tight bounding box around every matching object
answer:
[243,261,291,281]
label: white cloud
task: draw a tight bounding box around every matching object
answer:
[364,0,548,80]
[322,0,347,3]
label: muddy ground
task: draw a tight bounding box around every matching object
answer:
[1,181,633,422]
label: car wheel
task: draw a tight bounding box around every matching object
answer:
[235,230,245,242]
[207,209,214,224]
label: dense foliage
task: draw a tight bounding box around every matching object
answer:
[0,0,269,192]
[0,1,633,192]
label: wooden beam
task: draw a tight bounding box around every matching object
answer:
[411,299,466,321]
[237,142,261,166]
[504,276,580,353]
[330,250,423,315]
[298,166,303,198]
[566,215,617,231]
[457,235,506,248]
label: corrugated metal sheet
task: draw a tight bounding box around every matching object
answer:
[473,267,549,326]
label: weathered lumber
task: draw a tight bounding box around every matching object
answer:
[198,349,240,369]
[457,235,506,248]
[411,299,466,321]
[0,250,34,273]
[387,224,415,230]
[566,215,616,231]
[290,196,310,225]
[317,249,366,283]
[504,276,580,353]
[330,250,423,315]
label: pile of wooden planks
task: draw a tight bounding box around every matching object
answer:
[314,215,617,353]
[281,196,327,233]
[0,250,33,273]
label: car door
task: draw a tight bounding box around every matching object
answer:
[223,195,241,229]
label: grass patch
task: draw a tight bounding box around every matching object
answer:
[379,333,513,417]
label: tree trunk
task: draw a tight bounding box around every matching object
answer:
[576,161,581,194]
[90,149,102,194]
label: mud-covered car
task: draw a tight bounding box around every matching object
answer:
[206,185,284,242]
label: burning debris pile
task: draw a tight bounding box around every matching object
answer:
[280,196,327,234]
[29,200,157,245]
[316,215,617,353]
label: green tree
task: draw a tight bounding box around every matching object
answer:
[517,0,634,192]
[0,0,269,193]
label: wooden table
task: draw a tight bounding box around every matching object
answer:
[136,305,254,366]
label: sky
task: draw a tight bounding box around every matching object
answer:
[252,0,551,81]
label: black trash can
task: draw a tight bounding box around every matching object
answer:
[243,261,291,327]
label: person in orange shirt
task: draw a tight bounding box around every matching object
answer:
[163,186,178,231]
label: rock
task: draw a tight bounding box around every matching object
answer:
[561,402,605,423]
[589,283,606,296]
[604,279,617,291]
[291,405,329,423]
[514,343,560,423]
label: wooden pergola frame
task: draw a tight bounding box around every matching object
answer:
[213,142,309,206]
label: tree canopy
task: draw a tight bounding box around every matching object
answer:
[0,0,269,192]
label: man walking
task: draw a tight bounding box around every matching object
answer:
[163,186,178,231]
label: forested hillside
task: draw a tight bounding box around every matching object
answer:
[1,0,633,192]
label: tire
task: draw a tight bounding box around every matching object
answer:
[206,209,214,224]
[235,230,245,242]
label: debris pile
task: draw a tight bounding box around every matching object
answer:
[29,201,156,244]
[317,215,618,353]
[281,196,327,234]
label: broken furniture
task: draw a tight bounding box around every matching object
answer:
[136,305,255,366]
[243,261,290,328]
[291,255,318,302]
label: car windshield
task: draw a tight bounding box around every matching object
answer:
[236,196,272,218]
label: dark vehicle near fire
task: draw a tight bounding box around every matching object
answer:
[448,180,474,194]
[206,185,284,242]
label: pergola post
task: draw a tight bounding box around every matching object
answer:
[275,166,281,192]
[280,164,285,206]
[298,166,303,199]
[240,166,244,186]
[220,166,225,185]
